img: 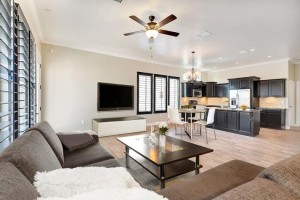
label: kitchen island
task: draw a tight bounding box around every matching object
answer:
[207,108,261,137]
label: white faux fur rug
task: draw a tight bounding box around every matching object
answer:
[37,187,168,200]
[34,167,140,198]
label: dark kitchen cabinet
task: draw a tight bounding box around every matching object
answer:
[181,82,193,97]
[215,110,227,129]
[269,79,285,97]
[259,79,285,97]
[239,79,251,89]
[227,111,238,131]
[214,83,229,97]
[260,109,267,126]
[204,82,216,97]
[229,79,240,90]
[229,77,259,90]
[259,80,269,97]
[239,112,252,136]
[260,109,285,129]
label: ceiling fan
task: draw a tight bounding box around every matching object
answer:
[124,14,179,42]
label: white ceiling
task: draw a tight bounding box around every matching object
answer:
[32,0,300,71]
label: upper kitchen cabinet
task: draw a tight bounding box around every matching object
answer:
[214,83,229,97]
[228,77,260,90]
[259,79,286,97]
[181,82,193,97]
[204,82,216,97]
[269,79,285,97]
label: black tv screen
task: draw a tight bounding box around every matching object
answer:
[97,83,134,111]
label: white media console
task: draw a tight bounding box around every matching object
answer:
[92,116,146,137]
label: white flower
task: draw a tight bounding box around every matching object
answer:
[157,122,168,128]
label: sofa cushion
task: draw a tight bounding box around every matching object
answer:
[158,160,264,200]
[0,130,62,183]
[57,132,96,151]
[86,158,121,168]
[64,143,114,168]
[29,121,64,166]
[0,162,39,200]
[258,153,300,198]
[214,178,298,200]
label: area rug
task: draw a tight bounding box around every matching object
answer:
[117,158,195,192]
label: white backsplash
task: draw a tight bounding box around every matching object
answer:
[259,97,287,109]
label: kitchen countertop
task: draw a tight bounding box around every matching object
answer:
[214,107,261,112]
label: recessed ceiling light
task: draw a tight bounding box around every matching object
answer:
[250,49,255,52]
[238,50,248,54]
[218,57,223,59]
[213,66,217,68]
[235,61,239,65]
[197,31,212,38]
[268,55,272,58]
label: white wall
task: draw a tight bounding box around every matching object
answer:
[206,60,289,82]
[41,44,186,131]
[296,64,300,126]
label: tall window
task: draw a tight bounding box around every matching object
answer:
[0,3,37,151]
[168,76,180,109]
[0,0,13,151]
[137,72,152,114]
[137,72,180,115]
[154,75,167,113]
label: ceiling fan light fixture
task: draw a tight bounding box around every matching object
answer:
[145,29,159,39]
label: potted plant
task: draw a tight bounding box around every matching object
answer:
[156,122,169,147]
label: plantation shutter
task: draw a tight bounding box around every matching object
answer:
[137,72,152,114]
[154,74,167,113]
[0,0,13,151]
[168,76,180,109]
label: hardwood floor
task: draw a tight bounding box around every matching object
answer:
[99,126,300,172]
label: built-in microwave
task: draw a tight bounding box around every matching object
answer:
[193,89,202,97]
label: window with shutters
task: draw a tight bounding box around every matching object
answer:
[137,72,152,114]
[0,2,37,151]
[0,0,14,151]
[154,74,167,113]
[168,76,180,109]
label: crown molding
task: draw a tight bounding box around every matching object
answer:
[42,41,185,70]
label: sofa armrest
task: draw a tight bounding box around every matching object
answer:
[90,133,99,142]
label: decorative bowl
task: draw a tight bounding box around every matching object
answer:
[241,105,247,110]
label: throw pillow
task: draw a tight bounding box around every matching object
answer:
[57,132,96,151]
[34,167,140,198]
[37,187,167,200]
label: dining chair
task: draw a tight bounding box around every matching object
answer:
[193,108,216,144]
[188,105,206,121]
[168,108,188,136]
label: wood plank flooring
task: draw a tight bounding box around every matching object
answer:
[99,126,300,172]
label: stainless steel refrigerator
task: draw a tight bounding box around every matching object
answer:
[229,89,251,108]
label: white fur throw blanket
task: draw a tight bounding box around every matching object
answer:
[34,167,140,198]
[37,188,168,200]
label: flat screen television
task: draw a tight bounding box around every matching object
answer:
[97,82,134,111]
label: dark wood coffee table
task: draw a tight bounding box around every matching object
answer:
[117,134,213,189]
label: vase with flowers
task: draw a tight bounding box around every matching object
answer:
[156,122,169,147]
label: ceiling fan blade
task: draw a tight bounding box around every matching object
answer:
[158,29,179,37]
[129,15,147,27]
[157,14,177,28]
[124,30,145,36]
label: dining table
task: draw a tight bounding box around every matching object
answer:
[178,108,206,139]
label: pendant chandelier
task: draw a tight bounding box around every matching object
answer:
[183,51,201,82]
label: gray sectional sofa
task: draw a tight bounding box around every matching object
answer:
[0,121,299,200]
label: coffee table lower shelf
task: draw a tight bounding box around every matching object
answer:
[125,149,203,183]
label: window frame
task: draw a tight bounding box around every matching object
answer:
[137,72,153,115]
[168,76,180,109]
[154,74,168,113]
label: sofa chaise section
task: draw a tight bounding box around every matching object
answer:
[30,121,119,168]
[158,160,265,200]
